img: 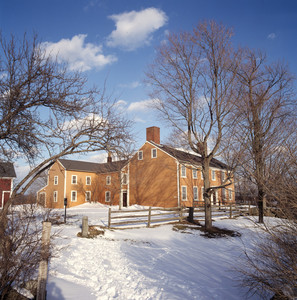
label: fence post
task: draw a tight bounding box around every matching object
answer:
[187,206,194,223]
[36,221,51,300]
[147,206,152,227]
[82,216,88,237]
[108,207,111,228]
[179,207,183,223]
[229,203,232,218]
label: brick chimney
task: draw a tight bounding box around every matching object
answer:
[146,126,160,144]
[107,152,112,163]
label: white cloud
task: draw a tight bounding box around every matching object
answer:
[267,33,276,40]
[127,99,156,112]
[118,81,141,89]
[41,34,117,71]
[107,7,168,51]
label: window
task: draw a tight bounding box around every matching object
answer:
[71,190,77,202]
[201,170,204,180]
[181,186,187,201]
[54,176,58,185]
[212,170,216,181]
[106,176,111,185]
[86,176,91,185]
[105,191,111,202]
[138,151,143,160]
[72,175,77,184]
[181,165,186,178]
[122,173,128,185]
[85,191,91,202]
[53,191,58,202]
[228,189,232,201]
[193,186,198,201]
[192,169,197,179]
[221,171,225,182]
[151,148,157,158]
[201,187,204,201]
[222,188,226,200]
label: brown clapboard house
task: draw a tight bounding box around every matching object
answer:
[37,127,234,208]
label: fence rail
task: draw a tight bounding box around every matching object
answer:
[108,206,188,228]
[107,204,251,229]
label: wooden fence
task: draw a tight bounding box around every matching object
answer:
[107,204,251,229]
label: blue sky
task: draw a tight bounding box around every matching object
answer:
[1,0,297,173]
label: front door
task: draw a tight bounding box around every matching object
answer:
[122,191,127,207]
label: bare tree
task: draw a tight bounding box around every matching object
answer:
[230,49,295,223]
[239,131,297,299]
[0,33,132,211]
[0,33,132,298]
[145,21,240,229]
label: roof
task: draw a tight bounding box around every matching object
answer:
[58,159,128,174]
[150,142,229,170]
[0,162,16,178]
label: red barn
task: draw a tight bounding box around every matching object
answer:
[0,162,16,208]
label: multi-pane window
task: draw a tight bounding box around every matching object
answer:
[138,151,143,160]
[54,176,58,185]
[122,173,128,185]
[151,148,157,158]
[53,191,58,202]
[222,188,226,200]
[201,170,204,180]
[193,186,198,201]
[105,191,111,202]
[86,176,91,185]
[85,191,91,202]
[212,170,216,181]
[192,169,197,179]
[201,187,205,201]
[71,190,77,202]
[72,175,77,184]
[221,171,225,182]
[181,165,186,178]
[106,176,111,185]
[181,186,187,201]
[228,189,232,201]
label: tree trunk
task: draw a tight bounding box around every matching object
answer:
[203,161,212,230]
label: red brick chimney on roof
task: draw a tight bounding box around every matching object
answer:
[146,126,160,144]
[107,152,112,163]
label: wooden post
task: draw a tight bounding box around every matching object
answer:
[82,216,88,237]
[37,221,51,300]
[229,203,232,218]
[187,207,194,223]
[108,207,111,228]
[147,206,152,227]
[179,207,183,223]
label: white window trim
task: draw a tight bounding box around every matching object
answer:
[212,170,216,181]
[105,191,111,202]
[54,176,58,185]
[193,169,197,179]
[138,151,143,160]
[85,191,91,202]
[53,191,58,202]
[151,148,157,158]
[181,165,186,178]
[71,190,77,202]
[72,175,77,185]
[86,176,91,185]
[193,186,198,201]
[122,173,128,185]
[181,186,187,201]
[228,189,232,201]
[106,176,111,185]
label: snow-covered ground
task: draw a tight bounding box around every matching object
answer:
[47,203,268,300]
